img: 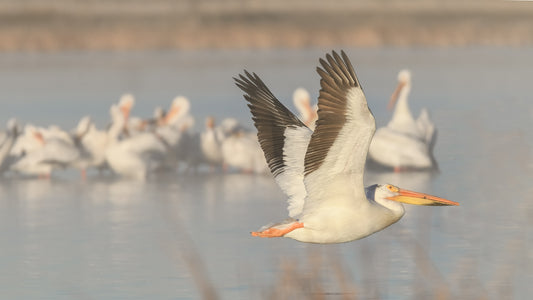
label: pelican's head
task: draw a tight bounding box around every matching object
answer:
[165,96,190,125]
[368,184,458,206]
[293,87,313,115]
[205,116,215,129]
[293,87,318,127]
[32,130,45,145]
[119,93,135,120]
[73,116,92,139]
[388,70,412,110]
[6,118,19,136]
[397,69,411,84]
[293,88,310,106]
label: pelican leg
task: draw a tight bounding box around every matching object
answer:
[251,222,304,238]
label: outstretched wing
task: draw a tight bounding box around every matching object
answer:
[235,71,312,217]
[303,51,376,211]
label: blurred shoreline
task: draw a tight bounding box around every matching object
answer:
[1,0,533,52]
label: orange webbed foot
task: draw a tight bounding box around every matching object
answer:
[251,222,304,238]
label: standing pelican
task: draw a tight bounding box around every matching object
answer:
[70,116,110,177]
[234,51,457,244]
[105,105,167,180]
[0,119,19,173]
[368,70,438,171]
[200,116,224,170]
[10,126,79,178]
[293,87,318,130]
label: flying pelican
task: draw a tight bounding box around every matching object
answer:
[234,51,458,244]
[368,70,438,172]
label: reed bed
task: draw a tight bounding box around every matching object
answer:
[0,1,533,51]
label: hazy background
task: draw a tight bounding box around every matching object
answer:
[0,1,531,299]
[0,0,532,51]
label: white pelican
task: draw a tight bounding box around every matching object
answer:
[218,118,268,174]
[368,70,438,171]
[10,124,43,158]
[69,116,93,177]
[218,118,243,135]
[118,93,147,136]
[200,116,224,169]
[71,116,110,176]
[234,50,458,244]
[221,130,268,174]
[105,104,168,180]
[293,87,318,130]
[163,96,194,130]
[200,117,244,170]
[10,126,79,178]
[154,96,198,171]
[0,119,19,173]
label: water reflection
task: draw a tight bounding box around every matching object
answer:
[0,167,529,299]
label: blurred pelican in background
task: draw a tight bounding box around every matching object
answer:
[201,116,224,170]
[105,104,167,180]
[155,96,202,171]
[163,96,194,130]
[217,118,268,174]
[368,70,438,172]
[70,116,109,177]
[10,124,79,178]
[221,129,268,174]
[0,91,276,178]
[117,93,141,136]
[293,87,318,130]
[0,119,20,173]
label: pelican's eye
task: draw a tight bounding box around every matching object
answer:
[386,185,396,192]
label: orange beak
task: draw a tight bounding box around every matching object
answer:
[120,105,130,121]
[164,106,180,125]
[388,81,406,110]
[387,187,459,206]
[33,131,45,145]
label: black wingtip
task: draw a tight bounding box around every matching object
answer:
[316,50,360,89]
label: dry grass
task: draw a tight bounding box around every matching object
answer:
[1,1,533,51]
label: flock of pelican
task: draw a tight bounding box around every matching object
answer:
[235,50,457,243]
[0,52,441,186]
[0,93,277,180]
[0,51,439,184]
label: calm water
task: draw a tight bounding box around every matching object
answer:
[0,48,531,299]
